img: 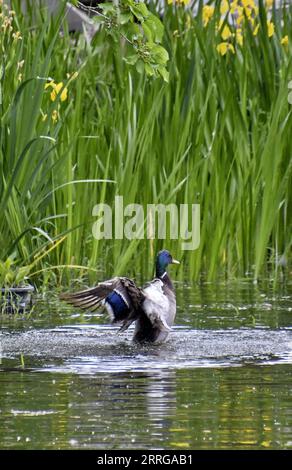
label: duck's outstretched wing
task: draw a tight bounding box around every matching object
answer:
[60,277,145,331]
[60,277,121,311]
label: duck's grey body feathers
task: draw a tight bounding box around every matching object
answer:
[133,275,176,343]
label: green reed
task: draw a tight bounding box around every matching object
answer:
[0,1,291,285]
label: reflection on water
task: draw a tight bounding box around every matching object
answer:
[0,280,291,449]
[1,367,292,449]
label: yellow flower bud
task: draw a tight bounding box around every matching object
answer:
[267,21,274,38]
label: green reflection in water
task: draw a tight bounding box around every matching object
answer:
[0,281,291,449]
[0,367,292,449]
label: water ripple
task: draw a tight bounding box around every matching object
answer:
[1,325,292,374]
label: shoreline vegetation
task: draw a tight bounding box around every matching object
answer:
[0,0,291,287]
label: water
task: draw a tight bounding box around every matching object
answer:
[0,280,292,449]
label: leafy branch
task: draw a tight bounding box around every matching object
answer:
[70,0,169,81]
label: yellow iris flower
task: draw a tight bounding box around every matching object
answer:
[267,21,275,38]
[265,0,274,8]
[253,24,260,36]
[217,42,235,55]
[220,0,229,15]
[236,30,243,46]
[221,25,232,41]
[203,5,215,27]
[51,110,59,124]
[167,0,190,4]
[45,81,68,102]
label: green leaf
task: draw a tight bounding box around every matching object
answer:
[5,258,13,270]
[93,16,106,24]
[142,22,153,42]
[158,66,169,83]
[100,3,116,14]
[130,3,149,22]
[144,13,164,43]
[122,23,142,41]
[119,12,133,25]
[14,266,31,285]
[144,62,155,76]
[135,59,145,74]
[149,44,169,65]
[123,54,138,65]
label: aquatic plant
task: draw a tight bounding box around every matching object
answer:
[0,0,291,284]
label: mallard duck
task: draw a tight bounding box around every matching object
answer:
[60,249,180,343]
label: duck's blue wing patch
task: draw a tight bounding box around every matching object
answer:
[106,291,130,321]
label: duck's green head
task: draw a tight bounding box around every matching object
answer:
[156,249,180,277]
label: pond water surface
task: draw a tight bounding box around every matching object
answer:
[0,280,292,450]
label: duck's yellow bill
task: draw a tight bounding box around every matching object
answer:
[172,259,180,265]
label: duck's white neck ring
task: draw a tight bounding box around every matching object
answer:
[160,271,167,279]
